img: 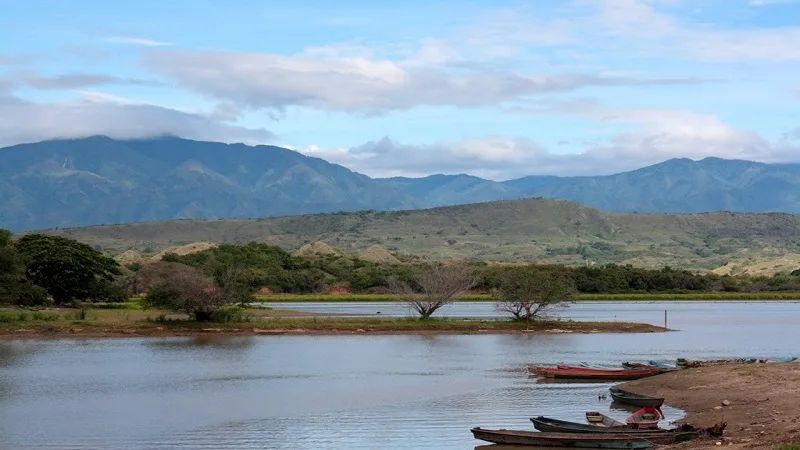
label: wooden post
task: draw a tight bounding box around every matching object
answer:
[664,310,668,329]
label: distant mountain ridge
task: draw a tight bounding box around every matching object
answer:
[2,135,800,231]
[0,136,416,231]
[377,156,800,214]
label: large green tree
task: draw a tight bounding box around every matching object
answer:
[0,229,24,304]
[16,234,122,304]
[494,266,576,324]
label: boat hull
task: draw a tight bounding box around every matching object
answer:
[625,407,664,429]
[471,428,655,448]
[531,416,668,434]
[470,428,696,448]
[536,366,662,380]
[609,387,665,408]
[586,411,627,427]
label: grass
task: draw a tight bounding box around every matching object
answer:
[0,310,91,323]
[252,292,800,302]
[0,306,666,337]
[774,445,800,450]
[91,302,143,310]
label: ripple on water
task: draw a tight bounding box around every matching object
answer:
[0,301,796,449]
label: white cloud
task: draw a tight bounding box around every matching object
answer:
[142,47,707,115]
[104,36,172,47]
[583,0,800,61]
[6,71,161,90]
[0,94,272,148]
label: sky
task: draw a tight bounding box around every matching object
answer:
[1,0,800,180]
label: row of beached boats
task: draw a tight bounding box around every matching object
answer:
[526,356,798,381]
[469,358,779,448]
[471,384,695,448]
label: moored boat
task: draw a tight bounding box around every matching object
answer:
[766,356,798,363]
[646,360,679,369]
[470,427,696,447]
[531,416,669,434]
[609,386,665,408]
[586,411,627,427]
[621,361,678,373]
[558,364,649,372]
[625,407,663,429]
[537,366,661,381]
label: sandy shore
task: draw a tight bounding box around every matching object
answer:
[620,364,800,449]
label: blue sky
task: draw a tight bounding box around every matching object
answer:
[1,0,799,179]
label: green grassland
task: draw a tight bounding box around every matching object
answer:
[41,198,800,271]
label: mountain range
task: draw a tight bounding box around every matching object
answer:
[3,135,800,231]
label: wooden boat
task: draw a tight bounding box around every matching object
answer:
[609,387,665,408]
[646,360,679,369]
[470,427,696,447]
[767,356,798,363]
[537,366,661,381]
[586,411,627,427]
[558,364,648,372]
[621,362,678,373]
[625,407,663,429]
[531,416,669,434]
[579,362,624,370]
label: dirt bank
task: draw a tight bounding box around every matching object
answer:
[0,309,666,339]
[620,364,800,449]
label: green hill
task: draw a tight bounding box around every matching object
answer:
[40,198,800,272]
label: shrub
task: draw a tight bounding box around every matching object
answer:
[14,283,52,307]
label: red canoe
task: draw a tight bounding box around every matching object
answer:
[528,365,662,380]
[626,407,664,429]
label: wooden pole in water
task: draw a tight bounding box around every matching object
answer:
[664,310,667,329]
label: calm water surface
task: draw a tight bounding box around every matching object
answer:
[1,301,799,449]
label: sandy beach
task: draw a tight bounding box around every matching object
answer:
[620,364,800,449]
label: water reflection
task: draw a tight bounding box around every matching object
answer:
[0,301,797,449]
[146,335,256,350]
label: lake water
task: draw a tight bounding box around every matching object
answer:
[1,301,799,449]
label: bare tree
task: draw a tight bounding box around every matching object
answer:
[494,267,575,326]
[389,262,476,319]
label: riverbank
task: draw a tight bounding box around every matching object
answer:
[0,307,666,339]
[620,364,800,449]
[253,292,800,302]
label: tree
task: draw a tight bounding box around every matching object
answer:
[495,267,576,324]
[389,262,476,319]
[0,229,25,304]
[0,229,52,306]
[15,234,121,304]
[141,262,253,321]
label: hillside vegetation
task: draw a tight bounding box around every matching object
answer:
[43,198,800,272]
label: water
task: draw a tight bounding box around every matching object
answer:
[1,301,798,449]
